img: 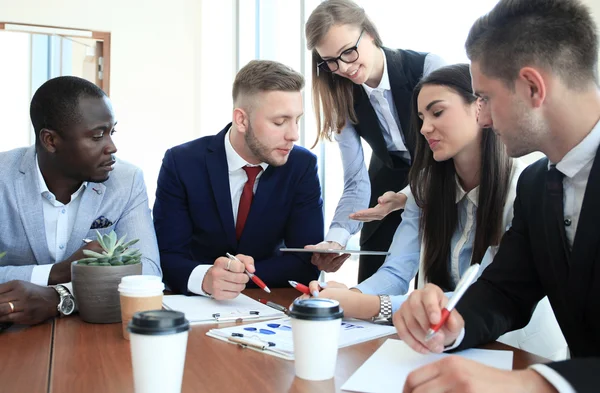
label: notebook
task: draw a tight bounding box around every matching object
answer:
[341,339,513,392]
[162,294,285,324]
[206,317,396,360]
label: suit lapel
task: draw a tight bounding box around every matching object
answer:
[15,147,51,265]
[385,48,416,158]
[567,143,600,323]
[206,131,237,250]
[65,182,106,255]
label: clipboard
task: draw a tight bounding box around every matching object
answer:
[162,294,285,325]
[207,317,396,360]
[280,248,390,256]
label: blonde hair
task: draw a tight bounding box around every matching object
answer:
[305,0,382,146]
[232,60,304,107]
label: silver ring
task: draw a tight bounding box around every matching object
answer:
[8,301,14,313]
[226,259,231,271]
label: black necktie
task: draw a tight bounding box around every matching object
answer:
[546,165,571,258]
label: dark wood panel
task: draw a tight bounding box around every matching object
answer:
[48,288,550,393]
[0,321,53,393]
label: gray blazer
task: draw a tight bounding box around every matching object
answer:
[0,146,161,284]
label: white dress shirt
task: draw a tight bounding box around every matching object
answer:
[452,119,600,393]
[187,130,268,296]
[30,157,87,286]
[326,51,446,246]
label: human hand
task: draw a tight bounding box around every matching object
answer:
[393,283,464,354]
[305,241,350,272]
[349,191,408,222]
[299,287,379,320]
[202,254,254,300]
[307,279,348,296]
[0,280,60,325]
[403,356,558,393]
[49,240,104,285]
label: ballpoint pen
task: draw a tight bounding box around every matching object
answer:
[425,263,480,341]
[258,299,289,314]
[226,253,271,293]
[288,280,312,296]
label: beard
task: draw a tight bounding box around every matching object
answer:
[500,100,546,158]
[244,122,288,167]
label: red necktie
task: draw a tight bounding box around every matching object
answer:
[236,166,263,240]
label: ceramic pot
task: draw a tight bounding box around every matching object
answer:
[72,263,142,323]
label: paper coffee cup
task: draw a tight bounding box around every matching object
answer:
[128,310,190,393]
[289,298,344,381]
[119,275,164,340]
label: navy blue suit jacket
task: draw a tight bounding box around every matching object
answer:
[154,124,323,294]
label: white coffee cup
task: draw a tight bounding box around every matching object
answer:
[289,298,344,381]
[128,310,190,393]
[118,275,165,340]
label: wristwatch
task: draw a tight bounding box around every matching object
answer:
[371,295,392,324]
[53,285,76,316]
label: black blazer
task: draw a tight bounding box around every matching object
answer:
[352,48,426,241]
[455,147,600,392]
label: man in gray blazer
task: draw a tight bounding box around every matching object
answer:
[0,76,161,325]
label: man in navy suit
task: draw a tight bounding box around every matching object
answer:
[154,60,323,299]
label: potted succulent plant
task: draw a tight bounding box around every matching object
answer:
[72,230,142,323]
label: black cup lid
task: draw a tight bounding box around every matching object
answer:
[128,310,190,336]
[288,298,344,321]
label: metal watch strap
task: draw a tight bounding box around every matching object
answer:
[372,295,392,323]
[53,285,74,316]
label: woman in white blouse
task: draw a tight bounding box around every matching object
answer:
[307,64,567,360]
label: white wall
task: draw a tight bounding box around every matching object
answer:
[0,0,235,204]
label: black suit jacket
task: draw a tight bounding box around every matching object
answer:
[153,125,323,294]
[455,148,600,391]
[352,48,426,242]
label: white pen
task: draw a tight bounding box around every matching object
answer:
[425,263,480,341]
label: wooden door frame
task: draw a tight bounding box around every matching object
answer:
[0,22,111,95]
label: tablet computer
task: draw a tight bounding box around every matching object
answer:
[280,248,390,256]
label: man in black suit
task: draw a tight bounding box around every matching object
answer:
[394,1,600,392]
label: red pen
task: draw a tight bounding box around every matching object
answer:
[226,253,271,293]
[425,264,480,341]
[288,280,311,295]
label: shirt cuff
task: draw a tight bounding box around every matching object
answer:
[444,327,465,351]
[187,264,213,297]
[324,228,351,247]
[31,265,53,286]
[530,365,576,393]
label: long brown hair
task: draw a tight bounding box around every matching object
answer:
[408,64,513,291]
[305,0,382,147]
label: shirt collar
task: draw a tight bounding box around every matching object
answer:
[224,128,269,173]
[551,119,600,178]
[455,176,479,207]
[362,48,391,97]
[35,155,87,204]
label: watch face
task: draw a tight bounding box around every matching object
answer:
[60,297,75,315]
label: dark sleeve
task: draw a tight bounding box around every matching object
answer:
[454,173,546,349]
[546,359,600,393]
[252,154,323,287]
[153,149,212,294]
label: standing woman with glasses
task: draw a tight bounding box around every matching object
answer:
[304,0,445,281]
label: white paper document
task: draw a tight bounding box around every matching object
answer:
[341,339,513,393]
[162,294,285,324]
[207,317,396,360]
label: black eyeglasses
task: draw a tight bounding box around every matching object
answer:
[317,30,364,75]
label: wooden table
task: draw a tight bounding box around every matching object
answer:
[45,288,549,393]
[0,320,53,393]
